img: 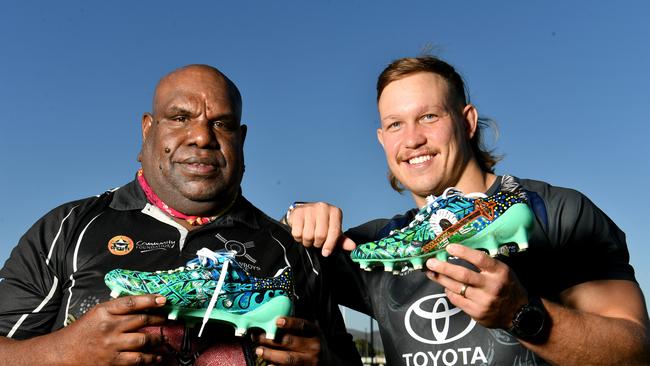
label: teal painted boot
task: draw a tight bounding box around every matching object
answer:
[105,248,294,339]
[351,176,534,274]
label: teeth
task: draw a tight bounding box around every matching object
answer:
[408,155,432,165]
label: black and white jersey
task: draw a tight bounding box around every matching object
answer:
[0,180,360,365]
[327,176,636,366]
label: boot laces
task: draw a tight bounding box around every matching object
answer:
[396,187,487,234]
[194,248,237,337]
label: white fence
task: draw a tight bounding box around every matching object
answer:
[360,356,387,366]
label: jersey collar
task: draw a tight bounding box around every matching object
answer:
[110,180,260,230]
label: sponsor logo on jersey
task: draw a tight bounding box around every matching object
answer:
[215,233,261,272]
[402,347,488,366]
[135,239,176,253]
[108,235,134,255]
[404,293,476,344]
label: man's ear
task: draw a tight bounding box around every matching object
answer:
[377,128,385,148]
[142,113,154,142]
[462,104,479,139]
[240,124,247,145]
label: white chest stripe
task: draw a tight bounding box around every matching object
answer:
[63,212,103,326]
[270,233,319,276]
[7,276,59,338]
[270,233,291,268]
[305,250,318,276]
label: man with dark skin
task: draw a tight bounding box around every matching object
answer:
[0,65,359,365]
[140,65,245,227]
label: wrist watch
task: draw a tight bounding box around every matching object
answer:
[508,296,550,343]
[281,201,307,225]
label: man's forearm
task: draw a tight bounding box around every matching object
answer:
[522,299,650,365]
[0,335,62,366]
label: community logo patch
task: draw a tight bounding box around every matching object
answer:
[136,239,176,253]
[108,235,134,255]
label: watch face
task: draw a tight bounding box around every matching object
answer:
[509,297,550,343]
[517,305,546,336]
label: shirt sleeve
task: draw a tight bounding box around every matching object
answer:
[520,181,637,294]
[296,249,361,365]
[270,223,362,366]
[310,251,363,366]
[550,188,635,289]
[0,203,78,339]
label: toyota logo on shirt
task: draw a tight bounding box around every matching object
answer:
[404,293,476,344]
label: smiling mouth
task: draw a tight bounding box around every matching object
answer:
[177,161,220,175]
[184,162,216,168]
[408,155,433,165]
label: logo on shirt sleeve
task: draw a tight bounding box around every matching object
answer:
[108,235,134,255]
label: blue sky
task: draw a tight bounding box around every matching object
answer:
[1,1,649,332]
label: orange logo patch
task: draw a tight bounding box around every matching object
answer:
[108,235,134,256]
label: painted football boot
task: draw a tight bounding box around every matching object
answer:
[351,176,535,273]
[104,248,294,339]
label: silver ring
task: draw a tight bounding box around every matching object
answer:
[460,284,468,298]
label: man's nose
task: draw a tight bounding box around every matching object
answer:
[403,123,427,148]
[186,119,219,149]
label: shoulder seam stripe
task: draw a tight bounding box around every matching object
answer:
[46,205,79,266]
[72,213,102,273]
[7,276,59,338]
